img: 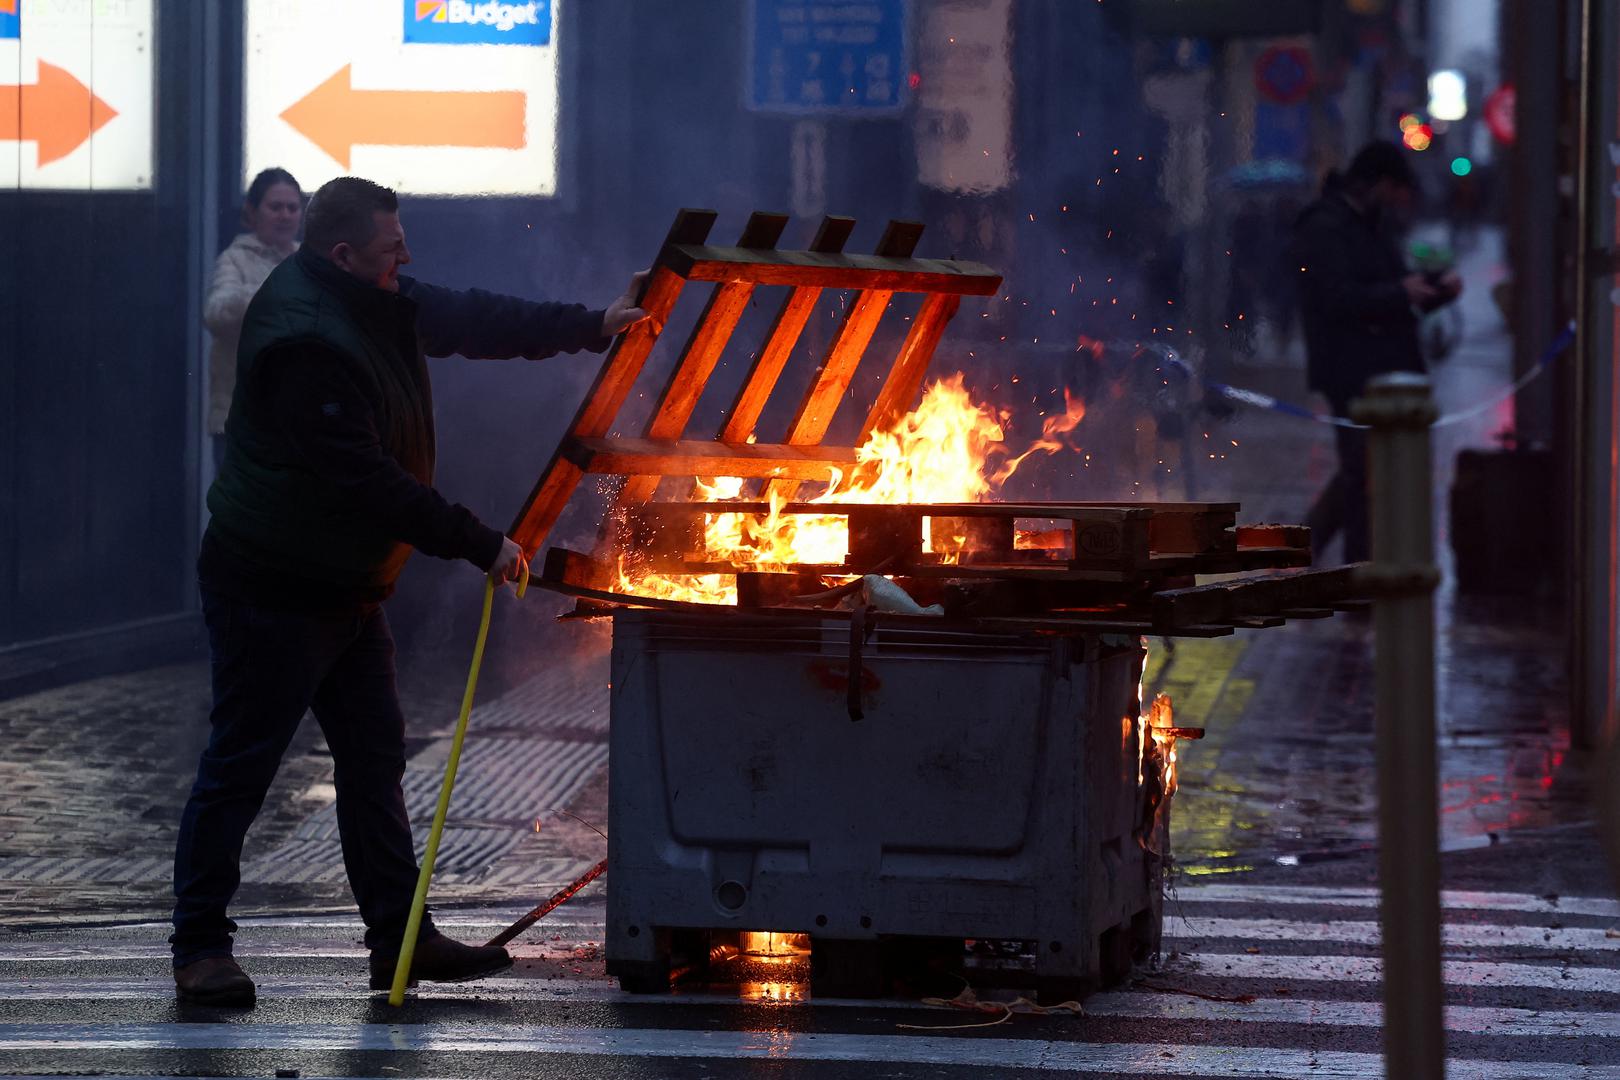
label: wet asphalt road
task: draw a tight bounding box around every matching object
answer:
[4,835,1620,1079]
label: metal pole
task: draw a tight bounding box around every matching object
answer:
[1571,0,1620,751]
[1503,0,1562,447]
[1352,373,1444,1080]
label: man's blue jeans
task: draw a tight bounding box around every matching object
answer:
[171,589,432,967]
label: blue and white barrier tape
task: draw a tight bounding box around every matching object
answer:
[1205,322,1577,430]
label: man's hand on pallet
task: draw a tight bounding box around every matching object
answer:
[602,269,653,337]
[489,537,529,589]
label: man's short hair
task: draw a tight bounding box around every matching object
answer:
[303,176,399,253]
[1344,140,1418,191]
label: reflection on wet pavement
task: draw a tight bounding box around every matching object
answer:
[1159,592,1574,876]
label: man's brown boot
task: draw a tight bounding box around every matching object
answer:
[369,932,512,991]
[174,956,256,1006]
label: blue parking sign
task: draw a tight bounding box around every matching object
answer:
[748,1,908,115]
[0,0,19,41]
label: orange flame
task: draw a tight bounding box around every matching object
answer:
[989,388,1086,485]
[1141,691,1178,796]
[620,374,1084,603]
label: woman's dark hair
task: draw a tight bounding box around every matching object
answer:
[245,167,301,208]
[303,176,400,253]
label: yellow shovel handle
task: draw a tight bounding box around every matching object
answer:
[388,558,527,1005]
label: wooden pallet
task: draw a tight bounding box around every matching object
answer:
[617,500,1309,579]
[507,209,1002,555]
[540,543,1357,637]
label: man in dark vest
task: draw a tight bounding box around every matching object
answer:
[1293,140,1460,562]
[172,176,648,1005]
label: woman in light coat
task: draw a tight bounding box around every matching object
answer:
[203,168,303,463]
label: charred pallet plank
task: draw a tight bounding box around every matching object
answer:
[608,499,1306,578]
[1150,565,1358,632]
[1148,508,1239,554]
[542,546,617,592]
[1236,523,1313,549]
[1070,510,1155,570]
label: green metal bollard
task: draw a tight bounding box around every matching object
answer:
[1351,373,1444,1079]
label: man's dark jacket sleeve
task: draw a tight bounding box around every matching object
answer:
[402,278,612,360]
[262,344,506,570]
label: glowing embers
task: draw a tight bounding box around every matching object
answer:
[734,932,811,1003]
[742,931,812,958]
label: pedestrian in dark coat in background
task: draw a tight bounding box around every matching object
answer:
[1293,140,1461,563]
[171,176,649,1006]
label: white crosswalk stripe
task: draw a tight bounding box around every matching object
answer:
[2,1022,1619,1078]
[1,975,1617,1040]
[2,1024,1619,1078]
[1167,913,1620,950]
[1170,883,1620,919]
[0,883,1616,1078]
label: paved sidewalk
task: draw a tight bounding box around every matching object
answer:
[0,619,614,928]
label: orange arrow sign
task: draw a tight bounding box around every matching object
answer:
[0,62,119,166]
[280,65,527,168]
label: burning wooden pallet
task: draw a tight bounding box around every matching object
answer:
[512,209,1355,637]
[509,208,1000,550]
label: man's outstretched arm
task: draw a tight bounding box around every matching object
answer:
[406,270,649,361]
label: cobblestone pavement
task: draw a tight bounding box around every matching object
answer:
[0,613,614,928]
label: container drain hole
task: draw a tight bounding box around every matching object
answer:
[716,880,748,911]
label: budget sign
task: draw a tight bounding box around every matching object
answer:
[404,0,552,46]
[246,0,563,197]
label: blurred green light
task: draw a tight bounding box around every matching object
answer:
[1450,156,1473,177]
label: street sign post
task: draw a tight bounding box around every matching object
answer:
[1254,44,1314,106]
[0,0,154,190]
[746,0,907,116]
[244,0,564,197]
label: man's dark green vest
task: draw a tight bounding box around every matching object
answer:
[207,249,435,592]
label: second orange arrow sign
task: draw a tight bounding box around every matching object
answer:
[280,65,529,168]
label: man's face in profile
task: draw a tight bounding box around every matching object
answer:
[333,211,412,292]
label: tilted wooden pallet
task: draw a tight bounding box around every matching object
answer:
[508,208,1357,637]
[507,208,1002,556]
